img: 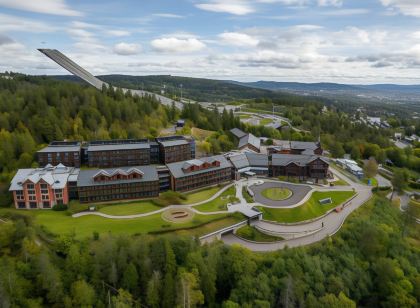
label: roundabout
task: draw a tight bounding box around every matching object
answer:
[249,181,312,207]
[261,187,292,201]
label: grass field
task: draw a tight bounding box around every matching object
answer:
[239,114,251,119]
[169,213,245,237]
[193,186,238,212]
[180,186,225,205]
[0,208,239,240]
[259,118,273,126]
[99,200,162,216]
[236,225,283,242]
[261,187,292,200]
[257,190,355,223]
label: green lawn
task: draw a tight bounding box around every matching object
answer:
[236,225,283,242]
[193,186,238,212]
[170,213,245,237]
[331,175,349,186]
[180,186,224,204]
[261,187,292,200]
[99,200,162,216]
[239,114,251,119]
[259,118,273,126]
[242,187,254,203]
[257,190,355,223]
[0,208,236,240]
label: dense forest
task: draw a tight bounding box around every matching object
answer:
[0,75,174,205]
[0,194,419,307]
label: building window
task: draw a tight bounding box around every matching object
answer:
[40,183,48,194]
[55,189,63,200]
[43,201,51,208]
[17,202,26,209]
[15,190,24,200]
[29,202,37,209]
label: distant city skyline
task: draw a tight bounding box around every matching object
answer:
[1,0,420,84]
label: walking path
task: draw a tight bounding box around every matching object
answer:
[72,183,235,219]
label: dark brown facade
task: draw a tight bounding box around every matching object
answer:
[78,181,159,203]
[170,167,232,192]
[87,148,150,168]
[271,158,329,180]
[38,151,81,168]
[160,143,191,164]
[37,141,81,167]
[77,167,159,203]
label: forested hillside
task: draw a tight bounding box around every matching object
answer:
[0,194,419,307]
[0,76,173,204]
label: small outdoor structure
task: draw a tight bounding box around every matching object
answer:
[319,197,332,205]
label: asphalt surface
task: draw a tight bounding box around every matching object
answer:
[250,181,312,207]
[222,166,373,251]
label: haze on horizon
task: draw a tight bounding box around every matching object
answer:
[1,0,420,84]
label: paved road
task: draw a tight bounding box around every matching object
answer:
[376,173,391,187]
[250,181,312,207]
[222,166,372,251]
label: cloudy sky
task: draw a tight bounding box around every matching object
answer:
[1,0,420,83]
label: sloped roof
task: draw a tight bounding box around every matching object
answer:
[272,154,328,167]
[245,152,268,167]
[273,140,320,151]
[9,165,79,191]
[78,165,158,187]
[238,133,261,151]
[167,155,232,179]
[230,128,247,139]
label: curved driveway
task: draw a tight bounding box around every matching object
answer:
[222,166,373,251]
[250,182,312,207]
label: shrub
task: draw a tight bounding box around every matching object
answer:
[92,231,99,241]
[52,204,68,211]
[67,201,89,214]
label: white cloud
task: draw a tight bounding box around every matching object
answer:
[195,0,255,15]
[107,30,131,37]
[219,32,259,47]
[322,8,369,16]
[152,13,184,18]
[380,0,420,17]
[0,13,56,33]
[151,37,206,53]
[113,42,141,55]
[317,0,343,7]
[0,0,82,16]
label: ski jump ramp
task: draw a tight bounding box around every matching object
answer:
[38,49,182,109]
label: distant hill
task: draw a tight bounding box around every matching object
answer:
[232,80,420,95]
[52,74,282,102]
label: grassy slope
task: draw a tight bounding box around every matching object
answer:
[0,208,237,240]
[236,225,283,242]
[259,118,273,126]
[257,190,355,223]
[193,186,237,212]
[180,186,225,205]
